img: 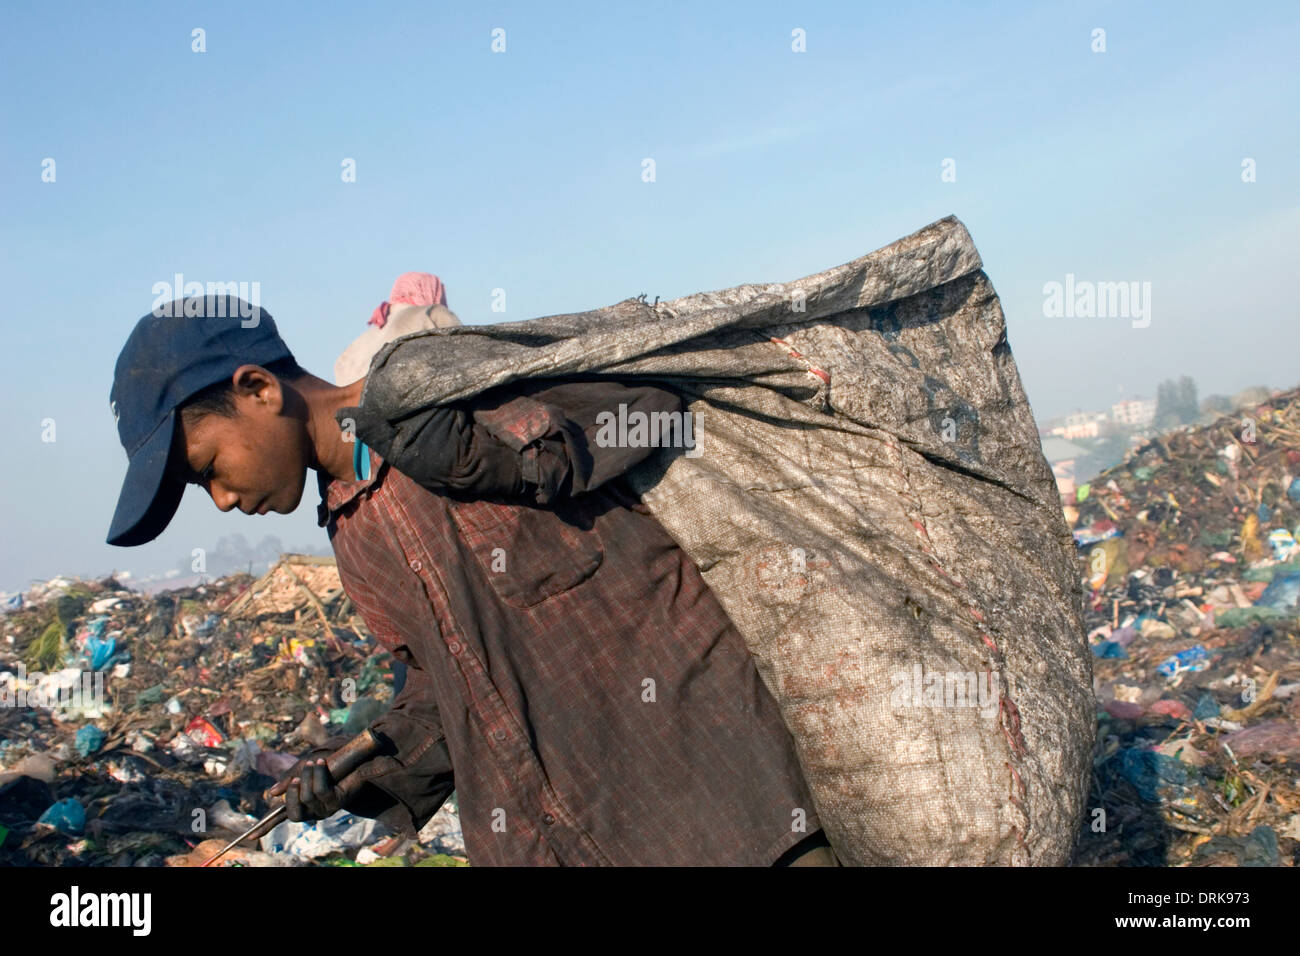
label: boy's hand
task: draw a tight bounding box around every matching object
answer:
[265,730,395,822]
[268,756,345,822]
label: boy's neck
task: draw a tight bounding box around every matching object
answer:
[299,373,368,483]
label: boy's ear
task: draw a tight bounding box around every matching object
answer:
[232,365,282,409]
[232,364,267,391]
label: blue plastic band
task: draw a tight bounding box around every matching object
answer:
[352,439,371,481]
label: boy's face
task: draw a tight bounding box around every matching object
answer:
[167,367,312,516]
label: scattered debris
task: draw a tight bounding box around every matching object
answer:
[0,555,465,866]
[1072,388,1300,866]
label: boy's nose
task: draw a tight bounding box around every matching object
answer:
[211,485,241,513]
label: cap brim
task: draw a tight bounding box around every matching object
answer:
[106,410,187,547]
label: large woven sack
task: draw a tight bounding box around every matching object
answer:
[357,215,1095,865]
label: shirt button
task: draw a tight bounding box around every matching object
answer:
[542,812,556,826]
[409,560,422,572]
[493,728,506,741]
[447,641,461,654]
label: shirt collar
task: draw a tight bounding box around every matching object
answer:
[316,445,386,527]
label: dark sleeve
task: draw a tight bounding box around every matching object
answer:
[357,650,456,836]
[339,380,683,505]
[306,650,455,838]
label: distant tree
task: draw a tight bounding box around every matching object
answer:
[1177,376,1199,423]
[1202,394,1233,416]
[1154,379,1179,429]
[1154,376,1200,429]
[174,533,286,577]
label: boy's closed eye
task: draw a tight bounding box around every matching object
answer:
[177,460,214,485]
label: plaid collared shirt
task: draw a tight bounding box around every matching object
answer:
[316,383,819,865]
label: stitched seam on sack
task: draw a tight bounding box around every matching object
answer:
[880,434,1032,863]
[765,336,832,408]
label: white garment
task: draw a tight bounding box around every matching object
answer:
[334,303,461,386]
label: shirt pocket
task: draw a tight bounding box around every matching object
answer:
[446,497,604,608]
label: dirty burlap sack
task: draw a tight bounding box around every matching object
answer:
[354,216,1094,865]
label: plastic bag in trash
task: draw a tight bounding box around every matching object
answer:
[1157,645,1210,679]
[1268,528,1298,561]
[38,798,86,835]
[74,618,124,670]
[260,809,392,860]
[74,725,105,758]
[229,738,262,776]
[168,734,203,764]
[1073,523,1119,548]
[1119,748,1190,803]
[82,617,108,639]
[1195,824,1280,867]
[416,802,465,856]
[1254,570,1300,612]
[185,716,225,748]
[255,750,298,778]
[1110,625,1138,647]
[85,636,117,670]
[1193,694,1220,720]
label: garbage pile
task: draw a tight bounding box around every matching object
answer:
[0,555,466,867]
[1069,388,1300,866]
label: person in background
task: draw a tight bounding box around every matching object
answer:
[334,272,461,386]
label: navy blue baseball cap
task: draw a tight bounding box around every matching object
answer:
[107,295,294,546]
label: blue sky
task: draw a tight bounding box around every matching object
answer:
[2,1,1297,593]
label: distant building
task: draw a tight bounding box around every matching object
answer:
[1051,410,1105,441]
[1111,397,1156,427]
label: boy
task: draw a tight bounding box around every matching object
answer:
[107,295,836,865]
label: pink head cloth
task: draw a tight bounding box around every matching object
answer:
[368,272,448,328]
